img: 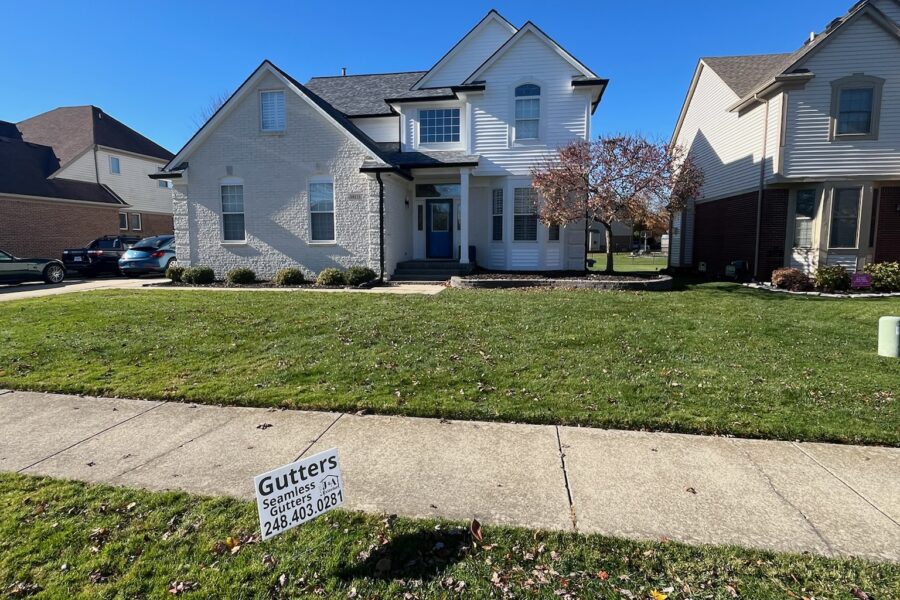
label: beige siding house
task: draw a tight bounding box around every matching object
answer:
[154,11,607,280]
[671,0,900,279]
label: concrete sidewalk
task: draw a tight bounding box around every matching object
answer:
[1,389,897,563]
[0,279,444,302]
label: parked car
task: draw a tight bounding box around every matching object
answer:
[118,235,176,276]
[62,235,142,277]
[0,249,66,284]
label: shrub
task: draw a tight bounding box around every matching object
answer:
[863,261,900,292]
[165,263,185,283]
[814,265,851,293]
[273,267,306,287]
[181,266,215,285]
[345,266,378,286]
[771,267,812,292]
[316,268,346,286]
[226,267,257,285]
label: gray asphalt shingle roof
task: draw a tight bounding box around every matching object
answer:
[701,53,795,98]
[305,71,454,116]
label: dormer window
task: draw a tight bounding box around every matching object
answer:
[419,109,460,144]
[831,75,883,141]
[515,84,541,141]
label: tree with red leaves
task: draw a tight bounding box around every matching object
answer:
[531,135,703,273]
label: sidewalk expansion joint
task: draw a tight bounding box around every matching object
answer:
[791,442,900,530]
[17,400,168,474]
[555,426,577,532]
[294,413,344,461]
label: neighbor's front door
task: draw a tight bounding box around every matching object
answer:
[426,199,453,259]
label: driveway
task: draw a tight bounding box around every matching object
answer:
[0,277,166,302]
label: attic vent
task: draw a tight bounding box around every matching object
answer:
[341,67,347,77]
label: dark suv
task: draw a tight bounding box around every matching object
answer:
[62,235,142,276]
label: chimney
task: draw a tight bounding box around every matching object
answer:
[809,31,816,42]
[341,67,347,77]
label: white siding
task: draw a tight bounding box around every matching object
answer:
[53,149,96,182]
[471,30,591,176]
[420,18,514,88]
[676,65,771,201]
[97,149,172,214]
[383,175,411,276]
[351,116,399,143]
[783,14,900,178]
[873,0,900,24]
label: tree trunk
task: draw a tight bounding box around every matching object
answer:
[583,218,590,272]
[604,223,614,273]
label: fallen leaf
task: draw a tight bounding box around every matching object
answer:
[256,423,273,430]
[850,589,871,600]
[598,571,610,581]
[168,581,198,595]
[470,519,483,542]
[685,487,697,495]
[262,554,276,570]
[650,591,669,600]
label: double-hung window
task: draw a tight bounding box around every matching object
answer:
[260,90,285,132]
[831,75,883,140]
[309,181,335,242]
[515,84,541,141]
[419,108,460,144]
[793,189,817,248]
[829,188,861,249]
[221,184,245,242]
[513,187,538,241]
[492,189,503,241]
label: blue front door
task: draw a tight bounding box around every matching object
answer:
[426,199,453,258]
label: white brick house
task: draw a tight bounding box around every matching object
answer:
[154,11,607,280]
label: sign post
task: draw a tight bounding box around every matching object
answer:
[254,448,345,540]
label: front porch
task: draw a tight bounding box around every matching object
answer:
[386,167,585,279]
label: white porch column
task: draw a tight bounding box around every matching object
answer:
[459,167,470,264]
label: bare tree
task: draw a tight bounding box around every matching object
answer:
[193,90,232,129]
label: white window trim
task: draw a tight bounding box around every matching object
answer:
[308,177,336,244]
[491,188,504,243]
[509,79,545,146]
[513,83,541,144]
[220,178,246,244]
[259,89,286,133]
[109,155,120,175]
[513,186,539,243]
[129,212,142,232]
[415,104,465,150]
[118,212,128,230]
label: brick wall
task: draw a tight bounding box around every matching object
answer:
[758,189,788,280]
[125,212,173,237]
[693,189,787,281]
[693,192,757,277]
[0,196,120,259]
[875,187,900,263]
[174,70,380,279]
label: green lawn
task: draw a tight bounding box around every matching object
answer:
[589,252,668,272]
[0,283,898,445]
[1,474,896,599]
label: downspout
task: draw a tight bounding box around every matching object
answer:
[375,172,386,283]
[92,144,101,184]
[754,96,771,280]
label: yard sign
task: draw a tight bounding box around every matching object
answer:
[254,448,345,540]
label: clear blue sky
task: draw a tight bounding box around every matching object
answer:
[2,0,852,153]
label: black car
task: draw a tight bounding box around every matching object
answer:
[0,249,66,284]
[62,235,142,276]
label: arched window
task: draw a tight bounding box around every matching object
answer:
[515,84,541,141]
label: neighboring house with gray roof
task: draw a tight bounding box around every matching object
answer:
[670,0,900,280]
[154,10,607,280]
[0,107,174,259]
